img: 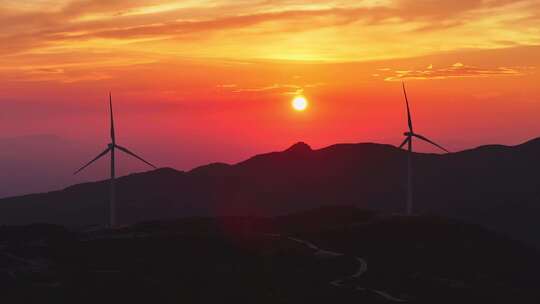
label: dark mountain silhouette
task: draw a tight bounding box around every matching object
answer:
[1,206,539,303]
[1,137,540,247]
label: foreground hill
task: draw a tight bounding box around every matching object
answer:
[1,207,538,303]
[1,138,540,247]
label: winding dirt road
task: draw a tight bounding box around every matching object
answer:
[266,234,406,302]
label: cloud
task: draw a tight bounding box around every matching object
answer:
[216,84,237,88]
[219,82,325,96]
[383,63,530,81]
[231,84,302,95]
[7,69,112,83]
[0,0,539,64]
[43,6,394,41]
[0,4,399,60]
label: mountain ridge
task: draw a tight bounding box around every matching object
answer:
[10,137,537,199]
[1,137,539,248]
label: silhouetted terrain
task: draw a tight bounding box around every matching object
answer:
[1,138,540,248]
[1,206,538,303]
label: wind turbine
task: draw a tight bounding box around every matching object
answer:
[74,93,156,228]
[398,82,449,215]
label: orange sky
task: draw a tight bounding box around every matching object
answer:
[1,0,540,190]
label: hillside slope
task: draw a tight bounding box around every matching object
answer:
[1,138,539,246]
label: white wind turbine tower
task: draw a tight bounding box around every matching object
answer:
[398,82,449,215]
[74,93,156,228]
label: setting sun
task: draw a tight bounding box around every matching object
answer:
[292,96,308,111]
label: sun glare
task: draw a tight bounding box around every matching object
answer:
[292,96,308,111]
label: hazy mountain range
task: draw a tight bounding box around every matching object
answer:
[1,137,539,247]
[0,134,160,198]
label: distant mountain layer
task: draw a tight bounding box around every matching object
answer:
[1,138,540,247]
[0,134,153,198]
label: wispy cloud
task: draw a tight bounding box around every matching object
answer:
[231,84,302,95]
[0,0,539,70]
[383,63,533,81]
[217,82,325,96]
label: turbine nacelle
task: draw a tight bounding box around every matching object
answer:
[404,132,413,137]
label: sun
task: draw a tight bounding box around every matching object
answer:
[292,96,308,111]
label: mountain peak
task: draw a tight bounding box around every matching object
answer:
[285,142,312,153]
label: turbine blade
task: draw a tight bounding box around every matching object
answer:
[402,82,413,132]
[74,147,111,175]
[412,133,449,153]
[115,145,156,169]
[109,92,115,144]
[398,137,410,149]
